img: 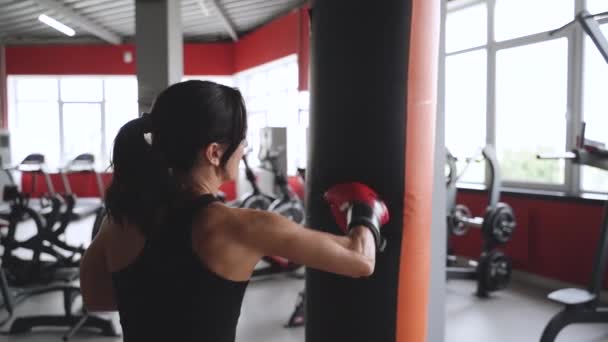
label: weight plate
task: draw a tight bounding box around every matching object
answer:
[483,202,516,244]
[478,250,512,292]
[448,204,472,236]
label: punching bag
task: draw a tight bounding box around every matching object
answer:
[305,1,440,342]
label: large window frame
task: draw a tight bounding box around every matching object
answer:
[7,75,138,169]
[446,0,608,196]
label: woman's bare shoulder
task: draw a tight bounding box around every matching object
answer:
[194,202,278,237]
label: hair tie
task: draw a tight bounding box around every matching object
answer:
[141,112,154,145]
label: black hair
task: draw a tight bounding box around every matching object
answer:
[105,80,247,235]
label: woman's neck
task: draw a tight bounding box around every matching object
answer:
[184,166,222,195]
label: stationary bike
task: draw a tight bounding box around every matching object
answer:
[249,147,305,278]
[261,148,305,224]
[230,150,275,210]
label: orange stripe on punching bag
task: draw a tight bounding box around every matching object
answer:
[396,0,441,341]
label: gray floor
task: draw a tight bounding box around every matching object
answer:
[2,218,608,341]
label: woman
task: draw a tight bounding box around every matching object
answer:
[80,80,388,342]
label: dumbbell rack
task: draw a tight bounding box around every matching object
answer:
[446,146,517,298]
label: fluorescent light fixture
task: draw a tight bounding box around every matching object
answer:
[38,14,75,37]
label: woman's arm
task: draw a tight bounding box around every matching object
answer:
[80,218,118,312]
[234,209,377,278]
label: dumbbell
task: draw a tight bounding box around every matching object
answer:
[448,203,517,245]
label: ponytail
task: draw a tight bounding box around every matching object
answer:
[105,80,248,235]
[105,115,175,235]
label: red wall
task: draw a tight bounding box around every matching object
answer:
[19,172,305,203]
[184,43,235,75]
[5,9,309,79]
[6,43,235,75]
[234,11,299,72]
[21,172,238,200]
[297,8,310,91]
[0,46,7,129]
[451,189,607,287]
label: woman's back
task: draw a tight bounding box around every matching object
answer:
[109,195,249,342]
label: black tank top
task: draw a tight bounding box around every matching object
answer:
[111,194,249,342]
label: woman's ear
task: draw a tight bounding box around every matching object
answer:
[205,143,225,167]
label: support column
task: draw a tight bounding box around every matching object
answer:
[135,0,183,113]
[305,1,441,342]
[0,45,6,129]
[426,0,448,341]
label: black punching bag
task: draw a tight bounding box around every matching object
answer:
[305,0,440,342]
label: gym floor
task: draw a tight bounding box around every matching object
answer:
[2,218,608,342]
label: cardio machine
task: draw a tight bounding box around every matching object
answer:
[0,154,83,284]
[249,147,305,278]
[259,147,305,225]
[445,145,517,297]
[58,153,104,220]
[229,150,275,210]
[0,178,117,340]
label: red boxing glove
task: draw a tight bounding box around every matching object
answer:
[324,182,389,251]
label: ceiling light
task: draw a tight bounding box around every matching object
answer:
[38,14,75,37]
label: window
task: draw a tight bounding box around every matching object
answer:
[60,78,103,102]
[8,76,138,169]
[11,100,61,167]
[496,39,568,184]
[446,2,487,53]
[104,77,138,162]
[234,55,304,175]
[587,0,608,14]
[581,23,608,192]
[62,103,103,163]
[495,0,573,41]
[445,2,488,184]
[8,78,61,166]
[445,49,487,183]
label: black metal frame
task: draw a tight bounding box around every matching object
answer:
[539,128,608,341]
[0,274,118,340]
[0,154,117,339]
[539,12,608,340]
[8,155,84,269]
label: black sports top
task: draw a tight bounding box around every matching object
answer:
[111,194,249,342]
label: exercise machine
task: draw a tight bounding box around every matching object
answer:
[261,148,305,225]
[537,123,608,341]
[535,11,608,341]
[58,153,104,220]
[0,185,117,340]
[0,155,82,284]
[230,150,275,210]
[446,145,517,297]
